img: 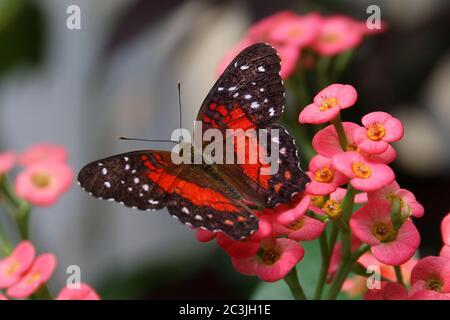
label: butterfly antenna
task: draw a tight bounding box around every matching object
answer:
[118,137,178,144]
[177,81,183,143]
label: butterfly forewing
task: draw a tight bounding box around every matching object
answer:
[78,150,258,239]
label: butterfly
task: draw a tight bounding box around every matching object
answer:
[77,43,309,240]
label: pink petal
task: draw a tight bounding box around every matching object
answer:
[409,290,450,300]
[335,84,358,109]
[276,196,310,225]
[299,103,340,124]
[312,122,361,157]
[216,233,260,259]
[411,256,450,291]
[361,111,392,127]
[231,256,258,276]
[0,151,16,174]
[442,213,450,246]
[371,219,420,266]
[56,283,100,300]
[383,117,404,142]
[364,282,409,300]
[0,241,35,289]
[350,199,391,246]
[350,162,395,192]
[440,245,450,259]
[288,215,326,241]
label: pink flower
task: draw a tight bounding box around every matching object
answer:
[358,252,417,284]
[246,11,297,40]
[368,181,424,218]
[216,217,272,259]
[409,256,450,300]
[195,229,216,242]
[353,112,404,154]
[231,238,304,282]
[0,241,35,289]
[442,213,450,246]
[270,197,325,241]
[269,13,322,48]
[0,151,15,174]
[56,283,100,300]
[313,16,363,56]
[332,152,395,192]
[364,282,409,300]
[299,84,357,124]
[312,122,397,164]
[441,245,450,259]
[19,143,68,166]
[350,199,420,265]
[7,254,56,298]
[305,154,347,195]
[15,162,73,207]
[274,44,300,79]
[331,188,367,204]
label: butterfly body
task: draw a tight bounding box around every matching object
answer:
[78,43,309,240]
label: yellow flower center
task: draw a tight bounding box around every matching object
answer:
[323,199,342,219]
[352,162,372,179]
[321,33,340,43]
[288,28,303,38]
[261,248,281,265]
[288,217,305,231]
[319,97,338,111]
[4,259,20,276]
[314,167,334,183]
[367,123,386,141]
[372,222,394,242]
[427,279,443,292]
[25,272,41,285]
[31,173,51,188]
[311,196,325,207]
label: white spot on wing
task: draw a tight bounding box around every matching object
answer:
[250,102,260,109]
[125,164,130,170]
[240,65,249,70]
[181,207,190,214]
[233,92,239,98]
[134,177,139,184]
[102,168,107,175]
[143,184,149,191]
[149,199,159,204]
[257,66,266,72]
[195,215,203,221]
[269,107,275,116]
[104,182,111,188]
[228,86,236,91]
[244,94,252,99]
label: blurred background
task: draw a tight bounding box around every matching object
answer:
[0,0,449,299]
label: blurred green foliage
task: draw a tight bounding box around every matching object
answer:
[0,0,44,78]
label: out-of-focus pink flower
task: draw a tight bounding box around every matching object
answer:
[368,181,424,218]
[358,252,417,284]
[269,13,322,48]
[216,217,272,259]
[353,112,404,155]
[342,275,368,297]
[299,84,357,124]
[231,238,304,282]
[442,213,450,246]
[274,44,300,79]
[56,283,100,300]
[0,241,35,289]
[364,282,409,300]
[313,16,364,56]
[305,154,347,195]
[195,229,216,242]
[0,293,7,300]
[19,144,67,167]
[270,197,325,241]
[332,152,395,192]
[15,162,73,207]
[409,256,450,300]
[246,11,297,40]
[7,254,56,299]
[441,246,450,259]
[0,151,15,174]
[350,199,420,265]
[312,122,397,164]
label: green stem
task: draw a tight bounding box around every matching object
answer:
[394,266,405,286]
[0,223,12,257]
[331,49,354,81]
[314,231,329,299]
[326,244,370,300]
[16,203,31,240]
[316,56,332,89]
[330,114,348,151]
[305,210,328,223]
[284,267,307,300]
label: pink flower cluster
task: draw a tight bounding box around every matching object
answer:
[0,144,73,207]
[196,195,325,282]
[300,83,422,266]
[0,241,99,300]
[218,11,385,79]
[364,212,450,300]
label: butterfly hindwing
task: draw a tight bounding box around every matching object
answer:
[78,150,258,239]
